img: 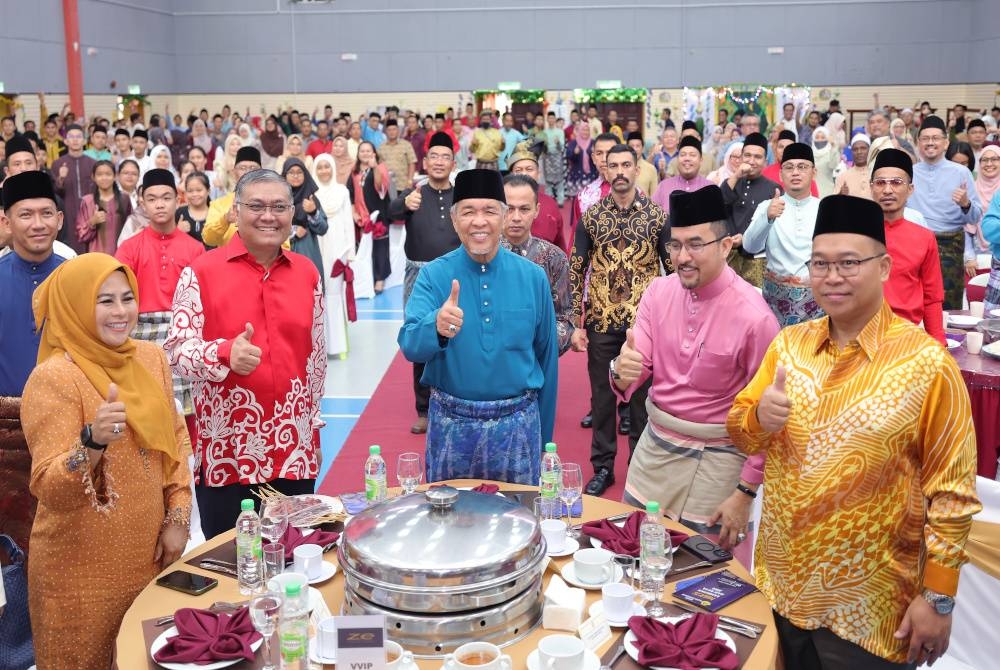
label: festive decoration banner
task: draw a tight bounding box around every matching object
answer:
[573,88,649,104]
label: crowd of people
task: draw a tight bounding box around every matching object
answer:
[0,93,997,669]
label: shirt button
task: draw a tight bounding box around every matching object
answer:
[485,317,491,323]
[483,301,489,306]
[683,343,689,349]
[688,327,694,332]
[483,284,488,289]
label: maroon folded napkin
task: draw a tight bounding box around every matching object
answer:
[281,524,340,560]
[430,483,500,494]
[627,614,739,670]
[153,607,262,664]
[581,511,689,557]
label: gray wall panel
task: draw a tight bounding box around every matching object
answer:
[1,0,989,95]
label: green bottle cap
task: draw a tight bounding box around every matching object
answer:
[645,501,660,514]
[369,445,381,455]
[285,583,301,597]
[545,442,557,453]
[240,499,254,511]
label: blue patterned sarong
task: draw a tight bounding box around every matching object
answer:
[762,275,824,327]
[426,388,541,485]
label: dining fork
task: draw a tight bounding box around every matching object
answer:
[198,561,238,577]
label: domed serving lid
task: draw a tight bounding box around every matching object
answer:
[337,486,544,595]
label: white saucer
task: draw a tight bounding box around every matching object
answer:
[308,636,337,664]
[948,314,982,328]
[300,561,337,585]
[560,562,625,589]
[526,648,601,670]
[546,537,580,557]
[624,616,736,670]
[589,600,647,627]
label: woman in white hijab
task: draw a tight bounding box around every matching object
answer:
[147,145,178,181]
[810,126,841,197]
[824,112,847,148]
[310,153,356,358]
[213,134,243,196]
[708,141,744,185]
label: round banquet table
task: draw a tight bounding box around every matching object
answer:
[946,312,1000,479]
[116,480,778,669]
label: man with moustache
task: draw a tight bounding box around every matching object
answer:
[722,132,781,287]
[570,144,669,495]
[762,130,820,197]
[614,185,775,552]
[651,135,713,216]
[398,169,558,484]
[507,141,567,251]
[389,132,461,434]
[501,174,573,355]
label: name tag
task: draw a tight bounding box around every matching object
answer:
[336,615,387,670]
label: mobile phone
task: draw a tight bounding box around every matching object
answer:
[680,535,733,563]
[156,570,219,596]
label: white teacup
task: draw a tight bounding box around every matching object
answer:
[266,572,307,609]
[967,331,984,355]
[443,641,512,669]
[601,581,635,622]
[970,301,985,318]
[573,547,614,584]
[540,518,567,553]
[317,616,337,659]
[386,640,414,668]
[537,634,585,670]
[293,543,323,579]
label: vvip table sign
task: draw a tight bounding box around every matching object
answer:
[336,614,388,669]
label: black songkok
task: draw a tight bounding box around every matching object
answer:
[812,195,886,245]
[669,185,726,227]
[453,169,506,205]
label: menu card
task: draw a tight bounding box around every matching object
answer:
[671,570,757,612]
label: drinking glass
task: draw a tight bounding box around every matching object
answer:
[397,452,423,495]
[639,554,671,618]
[249,592,282,670]
[559,463,583,538]
[260,499,289,545]
[613,553,638,589]
[262,542,285,582]
[532,496,560,521]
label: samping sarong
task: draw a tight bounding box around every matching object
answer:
[132,311,193,414]
[985,255,1000,313]
[403,259,429,305]
[727,250,765,288]
[0,396,35,553]
[763,272,825,327]
[623,398,748,535]
[426,388,541,485]
[936,230,966,310]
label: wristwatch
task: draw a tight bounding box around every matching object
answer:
[610,357,622,381]
[80,424,108,452]
[922,589,955,615]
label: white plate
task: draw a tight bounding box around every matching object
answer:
[946,338,961,349]
[307,586,323,612]
[624,616,736,670]
[308,636,337,664]
[560,563,625,590]
[294,560,337,585]
[526,648,601,670]
[546,537,580,557]
[588,600,648,627]
[290,494,345,528]
[150,625,263,670]
[948,314,982,328]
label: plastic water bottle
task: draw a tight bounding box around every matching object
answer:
[539,442,562,499]
[364,445,387,505]
[278,582,309,669]
[235,498,262,595]
[639,501,667,560]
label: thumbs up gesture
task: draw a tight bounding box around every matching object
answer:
[766,187,785,220]
[436,279,464,339]
[613,328,644,386]
[230,322,262,375]
[952,184,970,208]
[756,366,792,433]
[92,383,128,446]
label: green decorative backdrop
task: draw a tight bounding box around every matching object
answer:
[573,88,649,104]
[473,89,546,104]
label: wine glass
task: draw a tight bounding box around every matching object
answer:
[260,499,289,546]
[559,463,583,538]
[639,554,671,618]
[249,592,282,670]
[397,452,423,495]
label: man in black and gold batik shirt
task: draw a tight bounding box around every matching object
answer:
[570,144,670,495]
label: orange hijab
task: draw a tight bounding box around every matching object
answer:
[32,253,178,461]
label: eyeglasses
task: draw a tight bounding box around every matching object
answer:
[425,152,453,162]
[805,254,884,277]
[237,201,292,215]
[781,162,813,173]
[920,134,946,143]
[667,237,724,254]
[871,177,910,188]
[980,157,1000,165]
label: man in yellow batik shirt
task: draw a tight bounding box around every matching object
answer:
[728,194,981,669]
